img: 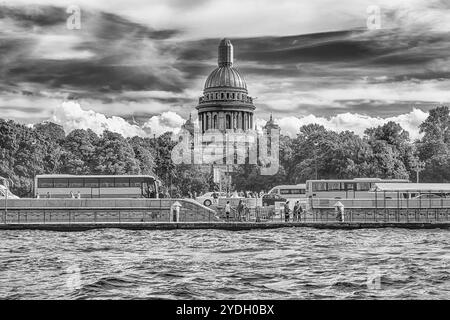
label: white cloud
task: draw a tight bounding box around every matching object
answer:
[142,111,186,136]
[49,100,188,137]
[262,108,428,140]
[51,100,147,137]
[50,101,428,140]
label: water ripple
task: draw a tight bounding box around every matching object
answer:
[0,228,448,299]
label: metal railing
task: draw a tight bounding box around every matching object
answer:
[0,198,217,224]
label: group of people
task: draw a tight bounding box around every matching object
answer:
[224,199,249,221]
[233,191,265,199]
[186,191,197,200]
[283,200,304,222]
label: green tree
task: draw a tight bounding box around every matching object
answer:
[417,106,450,182]
[128,136,157,175]
[34,122,65,142]
[60,129,98,174]
[93,131,140,174]
[0,120,61,196]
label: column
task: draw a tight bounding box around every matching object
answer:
[203,113,206,131]
[201,113,205,132]
[208,112,212,131]
[238,112,243,130]
[219,112,225,131]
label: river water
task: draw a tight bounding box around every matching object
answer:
[0,228,448,299]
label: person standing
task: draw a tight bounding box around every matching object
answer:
[284,201,290,222]
[225,201,231,222]
[77,191,81,199]
[293,201,300,222]
[237,199,244,221]
[298,203,304,222]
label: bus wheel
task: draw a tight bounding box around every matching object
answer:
[204,199,212,207]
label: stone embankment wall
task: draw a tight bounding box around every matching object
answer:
[0,198,219,223]
[309,207,450,222]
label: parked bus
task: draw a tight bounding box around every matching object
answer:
[372,183,450,199]
[268,184,306,199]
[306,178,409,199]
[263,184,307,207]
[34,175,161,199]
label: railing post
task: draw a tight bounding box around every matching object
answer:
[375,190,378,219]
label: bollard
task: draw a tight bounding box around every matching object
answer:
[170,201,182,223]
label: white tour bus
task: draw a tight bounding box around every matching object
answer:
[268,184,307,200]
[34,174,161,199]
[306,178,410,199]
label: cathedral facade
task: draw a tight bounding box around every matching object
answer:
[175,39,280,180]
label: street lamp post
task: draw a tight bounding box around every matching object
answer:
[410,157,425,183]
[312,141,319,180]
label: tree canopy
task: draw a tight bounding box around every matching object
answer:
[0,105,448,197]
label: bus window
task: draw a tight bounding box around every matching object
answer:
[344,183,355,191]
[115,178,130,188]
[357,182,371,191]
[327,182,341,191]
[85,178,99,188]
[54,178,69,188]
[100,178,114,188]
[269,189,279,195]
[38,178,53,188]
[69,178,84,188]
[312,182,327,192]
[130,178,143,188]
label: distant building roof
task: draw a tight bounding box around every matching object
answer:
[181,113,195,134]
[373,183,450,192]
[263,113,280,131]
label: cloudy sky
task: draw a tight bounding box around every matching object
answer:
[1,0,449,138]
